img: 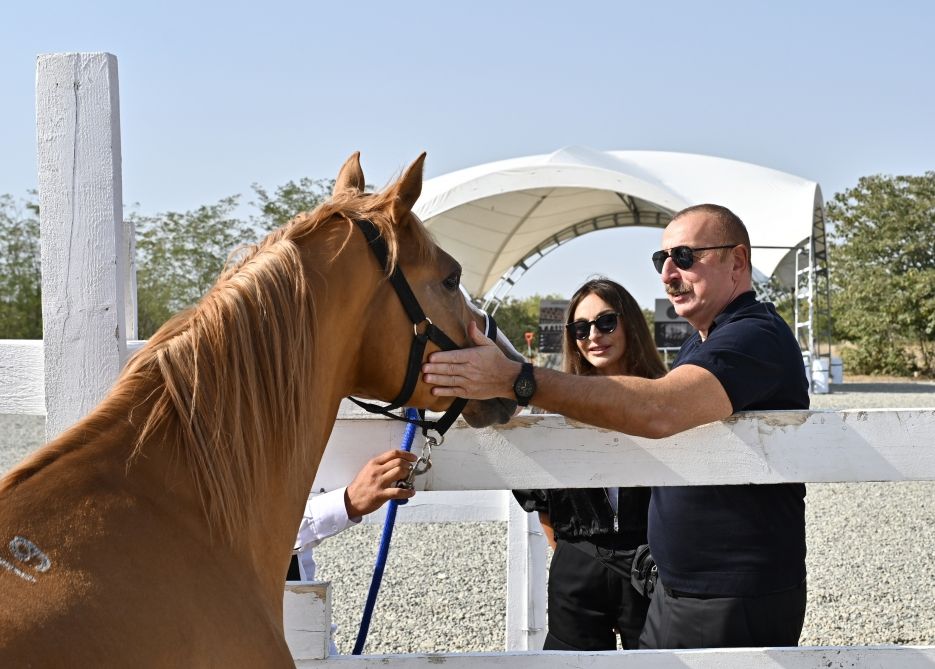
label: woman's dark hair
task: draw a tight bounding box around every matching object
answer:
[562,277,667,379]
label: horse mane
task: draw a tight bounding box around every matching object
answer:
[1,185,436,541]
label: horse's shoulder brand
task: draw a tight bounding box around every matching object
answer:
[0,535,52,584]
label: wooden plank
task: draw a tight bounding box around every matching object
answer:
[4,371,934,490]
[355,491,510,524]
[123,216,137,340]
[314,409,935,490]
[0,341,44,415]
[294,645,935,667]
[35,52,127,440]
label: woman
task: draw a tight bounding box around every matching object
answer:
[514,277,667,650]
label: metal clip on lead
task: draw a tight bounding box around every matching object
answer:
[395,434,438,490]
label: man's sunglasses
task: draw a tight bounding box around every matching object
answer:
[566,312,620,341]
[651,244,738,273]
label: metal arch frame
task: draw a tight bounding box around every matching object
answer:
[793,202,833,391]
[481,209,672,313]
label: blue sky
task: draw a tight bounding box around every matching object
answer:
[2,1,932,308]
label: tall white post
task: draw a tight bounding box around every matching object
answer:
[505,499,547,650]
[35,53,128,440]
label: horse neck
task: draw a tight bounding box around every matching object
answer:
[227,223,386,599]
[0,220,384,605]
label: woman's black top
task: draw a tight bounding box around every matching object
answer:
[512,487,649,550]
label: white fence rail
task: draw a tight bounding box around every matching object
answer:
[1,51,934,668]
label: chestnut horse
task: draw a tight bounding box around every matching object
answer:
[0,153,517,666]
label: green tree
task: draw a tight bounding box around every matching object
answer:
[0,176,342,340]
[132,196,256,337]
[0,193,41,339]
[493,294,551,353]
[755,276,796,330]
[641,307,655,332]
[250,177,335,233]
[132,177,343,337]
[827,172,935,376]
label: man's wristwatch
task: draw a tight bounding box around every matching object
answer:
[512,362,537,407]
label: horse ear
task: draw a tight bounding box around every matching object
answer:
[333,151,365,195]
[390,152,426,223]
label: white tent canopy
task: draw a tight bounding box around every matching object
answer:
[415,146,826,301]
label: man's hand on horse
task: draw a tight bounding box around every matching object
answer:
[344,449,418,518]
[423,320,522,400]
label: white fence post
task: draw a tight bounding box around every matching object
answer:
[35,52,129,439]
[284,581,332,661]
[505,498,547,650]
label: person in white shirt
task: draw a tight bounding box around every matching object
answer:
[289,448,418,581]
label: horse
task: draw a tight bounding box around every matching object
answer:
[0,153,519,666]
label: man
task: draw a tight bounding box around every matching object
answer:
[289,449,417,581]
[422,204,809,649]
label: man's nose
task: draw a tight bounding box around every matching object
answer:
[660,255,680,282]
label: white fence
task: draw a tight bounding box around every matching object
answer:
[2,52,935,668]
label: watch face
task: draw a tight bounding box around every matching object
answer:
[514,363,536,405]
[515,378,535,398]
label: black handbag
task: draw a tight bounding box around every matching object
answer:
[630,543,658,599]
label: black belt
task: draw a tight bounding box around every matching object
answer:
[664,578,806,600]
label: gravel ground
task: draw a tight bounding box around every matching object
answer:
[315,379,935,653]
[3,380,934,652]
[800,379,935,646]
[0,414,44,474]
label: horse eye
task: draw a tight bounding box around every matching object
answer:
[442,271,461,291]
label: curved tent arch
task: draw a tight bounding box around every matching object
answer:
[415,145,830,363]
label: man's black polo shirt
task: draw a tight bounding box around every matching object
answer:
[647,291,809,596]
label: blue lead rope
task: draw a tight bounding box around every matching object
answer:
[351,408,419,655]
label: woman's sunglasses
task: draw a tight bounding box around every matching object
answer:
[651,244,738,273]
[566,312,620,341]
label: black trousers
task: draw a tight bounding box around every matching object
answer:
[638,578,807,649]
[543,539,649,651]
[286,554,301,581]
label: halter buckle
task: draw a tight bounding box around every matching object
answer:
[413,317,433,341]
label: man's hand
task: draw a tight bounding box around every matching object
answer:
[344,449,419,519]
[422,320,522,400]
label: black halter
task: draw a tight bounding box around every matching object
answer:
[347,219,498,436]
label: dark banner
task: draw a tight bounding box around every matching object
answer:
[654,321,694,348]
[653,298,693,349]
[539,299,569,354]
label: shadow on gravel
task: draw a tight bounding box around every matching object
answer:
[832,382,935,394]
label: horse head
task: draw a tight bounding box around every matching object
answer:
[334,152,520,428]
